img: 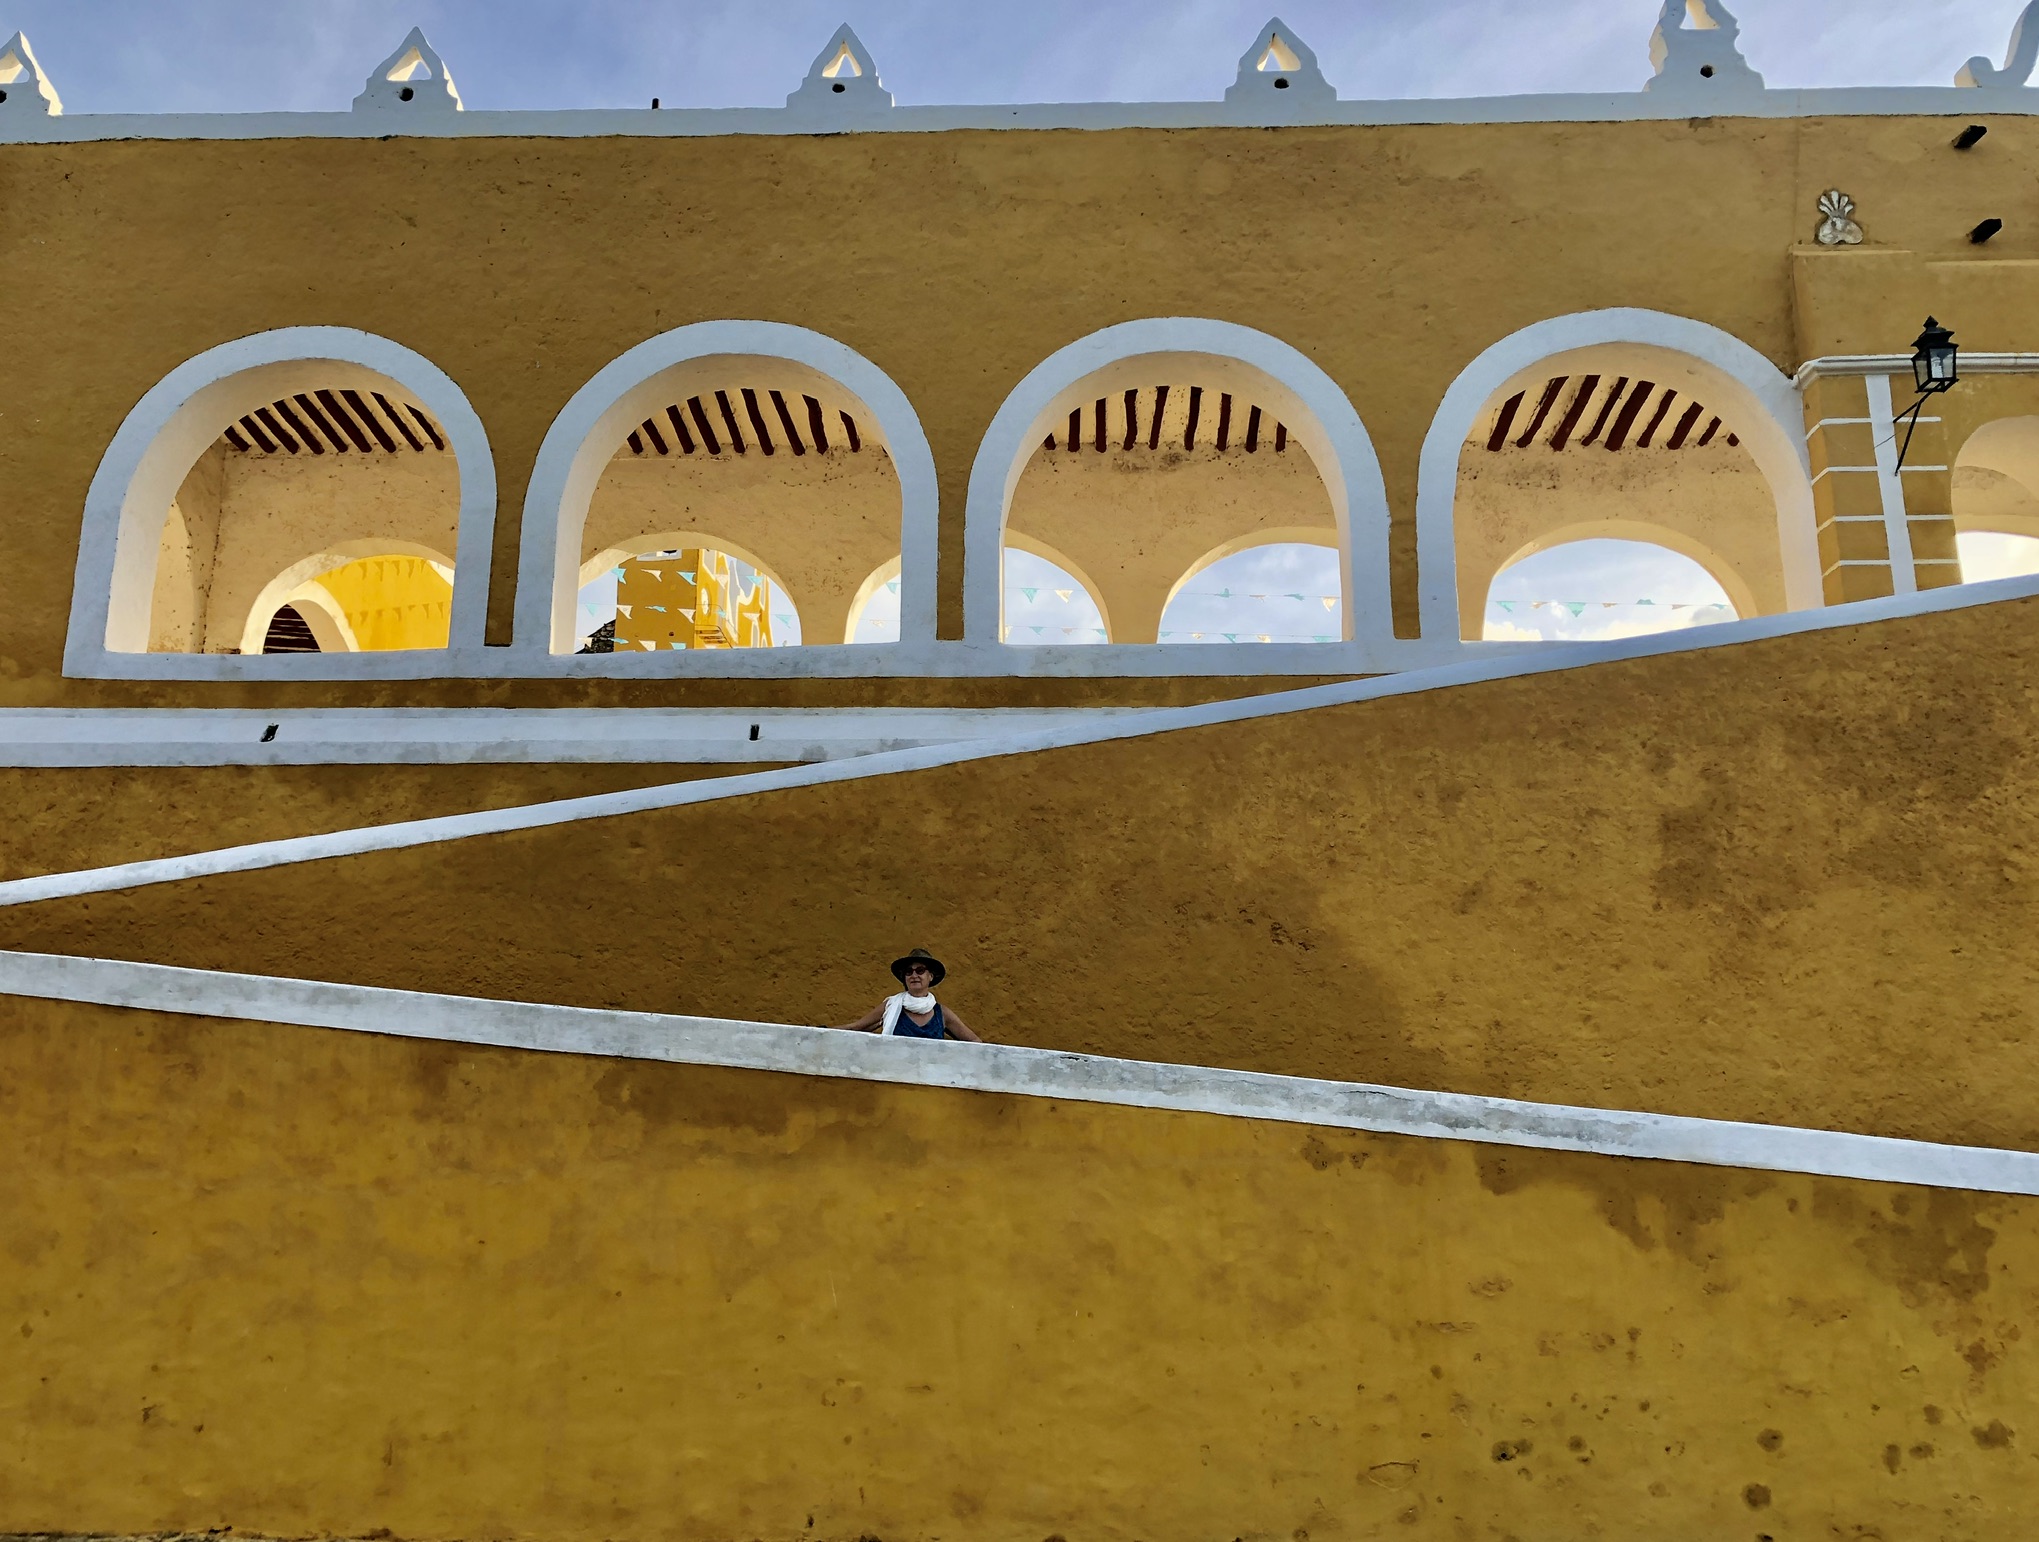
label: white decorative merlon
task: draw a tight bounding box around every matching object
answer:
[0,30,61,116]
[1223,18,1334,106]
[786,24,892,113]
[352,27,463,113]
[1815,189,1863,246]
[1644,0,1763,95]
[1959,1,2039,87]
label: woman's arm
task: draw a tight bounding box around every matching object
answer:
[941,1010,986,1044]
[828,1001,888,1033]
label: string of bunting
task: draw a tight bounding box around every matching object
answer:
[1490,600,1732,616]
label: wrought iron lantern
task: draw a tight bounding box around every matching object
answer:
[1912,317,1959,394]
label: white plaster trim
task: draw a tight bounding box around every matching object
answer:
[1866,373,1920,595]
[0,706,1160,767]
[1796,352,2039,387]
[11,88,2039,145]
[1,947,2033,1195]
[65,327,497,680]
[962,318,1394,647]
[7,570,2039,908]
[1417,308,1822,630]
[509,321,939,657]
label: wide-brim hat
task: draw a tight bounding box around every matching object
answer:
[891,948,946,986]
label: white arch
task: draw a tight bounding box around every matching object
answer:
[65,326,494,677]
[512,321,938,657]
[239,537,455,656]
[961,318,1393,646]
[843,555,903,644]
[276,586,360,654]
[1415,309,1818,638]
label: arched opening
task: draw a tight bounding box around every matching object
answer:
[1449,352,1785,639]
[1003,543,1108,645]
[1158,538,1341,643]
[1416,312,1816,641]
[514,322,937,659]
[71,328,493,674]
[1957,531,2039,582]
[1954,416,2039,560]
[1482,537,1737,642]
[963,319,1392,650]
[239,539,456,655]
[844,556,902,643]
[142,384,458,655]
[574,536,801,652]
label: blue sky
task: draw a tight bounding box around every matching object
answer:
[8,1,2033,115]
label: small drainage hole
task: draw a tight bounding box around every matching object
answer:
[831,81,846,93]
[749,723,761,741]
[1274,77,1289,89]
[0,89,9,103]
[260,724,279,743]
[1700,65,1714,78]
[399,85,415,101]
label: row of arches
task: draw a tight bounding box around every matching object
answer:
[69,311,2035,675]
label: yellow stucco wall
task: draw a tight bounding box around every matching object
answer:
[8,119,2039,705]
[2,993,2034,1540]
[8,593,2038,1147]
[0,763,755,880]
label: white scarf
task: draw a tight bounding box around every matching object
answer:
[880,991,939,1035]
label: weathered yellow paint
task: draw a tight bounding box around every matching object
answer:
[0,762,753,881]
[9,593,2039,1147]
[1,995,2033,1539]
[7,120,2039,703]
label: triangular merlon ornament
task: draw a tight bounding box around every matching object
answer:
[0,31,63,116]
[1644,0,1763,93]
[1224,18,1334,105]
[1958,0,2039,87]
[786,24,892,112]
[352,27,463,113]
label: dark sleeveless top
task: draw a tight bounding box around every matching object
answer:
[893,1002,946,1040]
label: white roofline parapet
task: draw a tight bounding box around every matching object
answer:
[14,6,2039,145]
[10,87,2039,145]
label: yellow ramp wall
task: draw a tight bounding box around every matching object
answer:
[6,597,2039,1149]
[2,994,2034,1540]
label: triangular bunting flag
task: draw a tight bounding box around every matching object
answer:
[1566,602,1586,617]
[1054,589,1073,603]
[1019,587,1039,602]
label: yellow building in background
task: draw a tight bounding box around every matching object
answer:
[613,549,774,651]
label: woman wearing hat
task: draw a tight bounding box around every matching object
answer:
[828,948,986,1042]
